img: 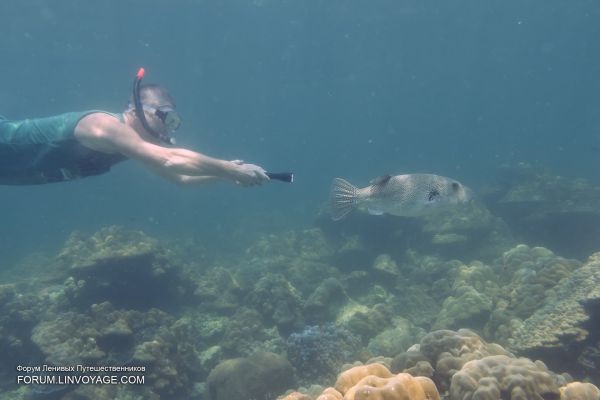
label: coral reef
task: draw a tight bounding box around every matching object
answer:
[394,329,513,393]
[4,188,600,400]
[56,226,192,310]
[337,303,393,343]
[507,252,600,378]
[433,262,498,331]
[286,324,362,386]
[247,273,305,334]
[334,363,394,394]
[317,387,344,400]
[0,285,43,390]
[317,194,513,265]
[30,301,206,398]
[279,392,313,400]
[334,363,440,400]
[304,278,348,324]
[449,355,566,400]
[421,200,515,261]
[559,382,600,400]
[193,267,241,311]
[207,352,294,400]
[371,254,400,280]
[487,163,600,259]
[366,317,425,358]
[221,307,285,357]
[484,244,580,344]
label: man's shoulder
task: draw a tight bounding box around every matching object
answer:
[74,111,126,153]
[80,110,122,124]
[77,111,123,133]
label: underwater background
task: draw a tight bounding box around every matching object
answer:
[1,1,600,399]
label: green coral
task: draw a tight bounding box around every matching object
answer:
[58,226,162,269]
[304,277,347,324]
[433,262,498,331]
[247,274,304,333]
[372,254,400,278]
[367,317,425,357]
[221,307,285,357]
[508,253,600,363]
[485,245,581,344]
[54,226,191,310]
[193,267,241,311]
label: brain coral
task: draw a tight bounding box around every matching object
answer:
[449,355,565,400]
[317,387,343,400]
[433,261,499,332]
[333,363,440,400]
[559,382,600,400]
[344,373,440,400]
[278,392,312,400]
[419,329,512,392]
[335,364,394,394]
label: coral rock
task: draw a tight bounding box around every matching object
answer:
[450,355,564,400]
[278,392,312,400]
[560,382,600,400]
[207,352,294,400]
[372,254,400,278]
[317,387,343,400]
[335,364,394,395]
[419,329,512,392]
[508,253,600,375]
[344,373,440,400]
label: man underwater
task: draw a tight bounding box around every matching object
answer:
[0,69,272,186]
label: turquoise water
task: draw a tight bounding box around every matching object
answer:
[1,1,600,399]
[1,0,598,263]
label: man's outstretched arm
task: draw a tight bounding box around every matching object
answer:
[83,115,269,186]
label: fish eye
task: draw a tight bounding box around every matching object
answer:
[451,182,460,191]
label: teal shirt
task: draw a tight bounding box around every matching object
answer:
[0,111,127,185]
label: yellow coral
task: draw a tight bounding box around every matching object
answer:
[344,373,440,400]
[335,364,393,394]
[278,392,312,400]
[560,382,600,400]
[317,387,343,400]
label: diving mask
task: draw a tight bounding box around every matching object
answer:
[142,104,182,133]
[132,68,179,145]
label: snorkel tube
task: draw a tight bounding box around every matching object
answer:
[132,68,175,145]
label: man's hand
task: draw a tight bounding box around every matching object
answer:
[229,162,270,186]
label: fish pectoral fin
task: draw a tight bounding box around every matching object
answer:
[368,208,385,216]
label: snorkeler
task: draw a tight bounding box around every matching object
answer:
[0,68,292,186]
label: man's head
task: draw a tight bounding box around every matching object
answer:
[128,72,182,144]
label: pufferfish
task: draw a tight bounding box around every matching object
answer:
[329,173,472,221]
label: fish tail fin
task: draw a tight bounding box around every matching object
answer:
[330,178,359,221]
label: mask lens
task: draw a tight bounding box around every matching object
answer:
[163,110,181,131]
[152,107,181,132]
